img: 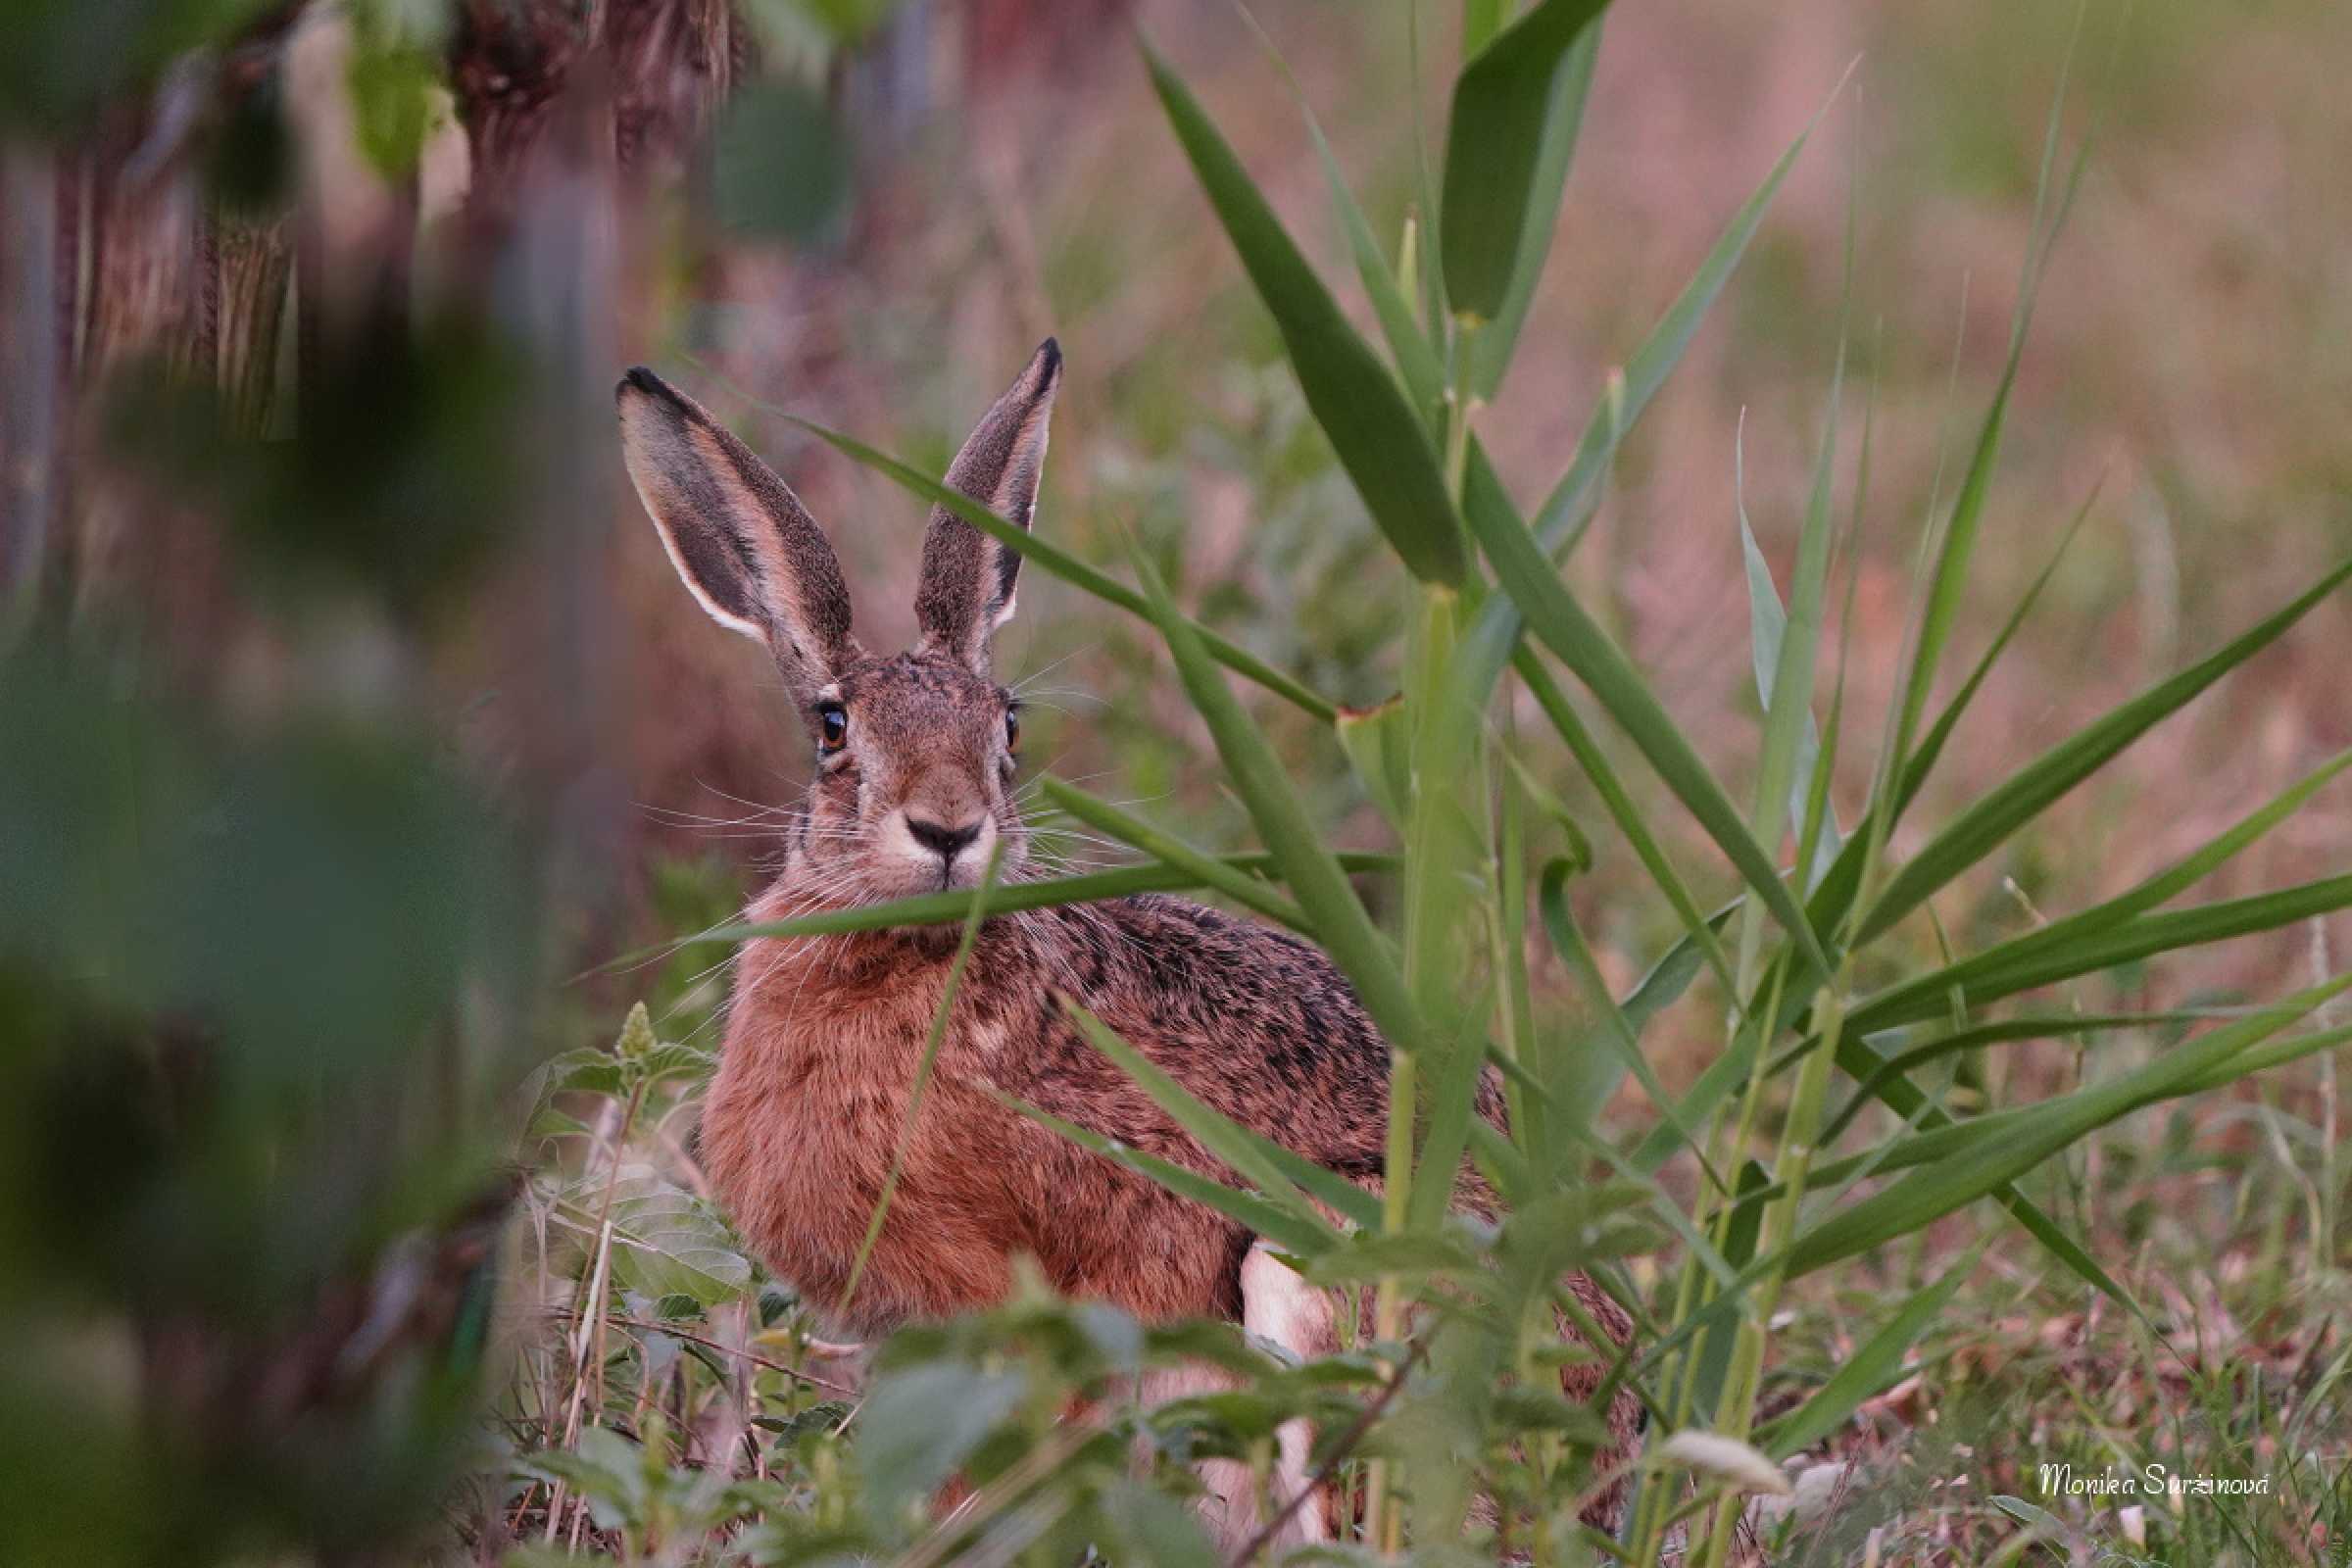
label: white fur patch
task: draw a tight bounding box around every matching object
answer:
[1241,1243,1336,1546]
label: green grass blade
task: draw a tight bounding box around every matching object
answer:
[1539,860,1718,1180]
[1525,70,1847,556]
[1451,96,1837,717]
[1883,44,2090,786]
[1146,41,1467,585]
[1856,558,2352,945]
[1516,643,1736,998]
[1061,1000,1340,1247]
[996,1092,1335,1258]
[668,853,1396,948]
[1734,346,1841,994]
[1759,1243,1984,1458]
[842,851,1004,1306]
[783,413,1336,722]
[1439,0,1610,321]
[1462,450,1832,975]
[1847,871,2352,1037]
[1128,551,1428,1056]
[1799,486,2097,940]
[1036,776,1312,933]
[1790,979,2352,1274]
[1235,1127,1384,1230]
[1521,656,1741,1013]
[1815,1009,2246,1143]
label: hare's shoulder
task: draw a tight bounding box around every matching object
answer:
[1014,895,1393,1172]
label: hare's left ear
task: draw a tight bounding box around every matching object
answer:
[912,338,1060,672]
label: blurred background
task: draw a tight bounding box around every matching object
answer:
[3,0,2348,1559]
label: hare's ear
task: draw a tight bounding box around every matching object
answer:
[912,338,1061,672]
[616,368,858,700]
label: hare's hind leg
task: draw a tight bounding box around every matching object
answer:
[1237,1241,1339,1546]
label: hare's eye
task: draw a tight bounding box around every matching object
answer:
[1004,707,1021,753]
[816,703,849,754]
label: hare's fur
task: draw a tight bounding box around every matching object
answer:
[616,343,1639,1541]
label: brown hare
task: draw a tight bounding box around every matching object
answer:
[614,341,1639,1547]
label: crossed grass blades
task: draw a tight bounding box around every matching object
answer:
[511,2,2352,1563]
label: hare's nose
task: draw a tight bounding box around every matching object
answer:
[905,814,983,863]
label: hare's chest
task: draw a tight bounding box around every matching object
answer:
[699,946,1029,1327]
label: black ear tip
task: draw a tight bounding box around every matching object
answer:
[617,365,672,406]
[1032,337,1062,381]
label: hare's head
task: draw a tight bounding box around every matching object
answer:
[616,342,1061,903]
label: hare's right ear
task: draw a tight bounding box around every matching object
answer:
[615,368,858,700]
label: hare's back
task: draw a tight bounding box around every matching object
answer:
[1029,895,1400,1176]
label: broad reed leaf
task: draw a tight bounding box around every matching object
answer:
[1237,5,1447,423]
[1146,43,1467,584]
[1466,22,1600,398]
[1856,559,2352,945]
[1440,0,1610,321]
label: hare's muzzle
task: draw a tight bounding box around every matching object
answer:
[897,809,995,889]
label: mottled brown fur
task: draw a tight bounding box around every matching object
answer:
[615,342,1640,1536]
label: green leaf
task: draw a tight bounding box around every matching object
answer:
[1733,341,1842,995]
[1036,776,1312,933]
[1798,484,2097,943]
[671,852,1396,948]
[1061,1000,1340,1250]
[1145,42,1467,585]
[1857,557,2352,946]
[1462,446,1831,975]
[1451,78,1838,710]
[1738,444,1842,882]
[858,1362,1027,1523]
[776,410,1337,721]
[1761,1243,1983,1457]
[1848,873,2352,1039]
[1439,0,1611,321]
[1789,979,2352,1274]
[1466,23,1601,398]
[1335,695,1415,835]
[1515,646,1737,1000]
[593,1167,753,1306]
[1884,54,2090,791]
[1236,10,1448,424]
[843,856,1004,1307]
[998,1093,1335,1258]
[1539,860,1712,1167]
[1127,552,1429,1057]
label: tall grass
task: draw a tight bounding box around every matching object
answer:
[574,2,2352,1561]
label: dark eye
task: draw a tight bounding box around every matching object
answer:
[816,702,848,754]
[1004,706,1021,752]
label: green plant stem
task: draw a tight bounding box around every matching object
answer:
[1694,982,1848,1567]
